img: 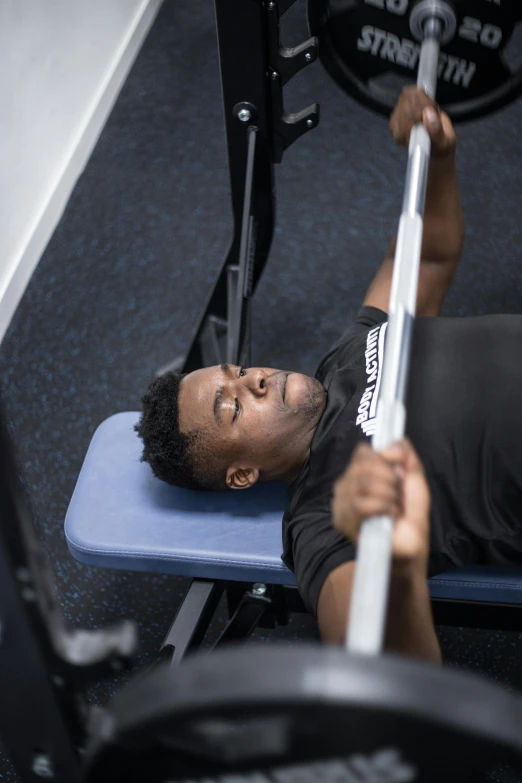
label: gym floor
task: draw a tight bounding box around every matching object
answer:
[1,1,522,780]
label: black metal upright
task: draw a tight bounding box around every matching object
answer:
[159,0,319,374]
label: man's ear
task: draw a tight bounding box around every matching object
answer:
[226,466,259,490]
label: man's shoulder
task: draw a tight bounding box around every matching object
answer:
[352,305,388,330]
[315,306,388,383]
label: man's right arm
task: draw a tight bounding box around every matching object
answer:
[317,441,441,664]
[384,559,440,661]
[317,561,440,663]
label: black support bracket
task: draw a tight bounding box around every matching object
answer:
[266,0,320,162]
[266,1,318,86]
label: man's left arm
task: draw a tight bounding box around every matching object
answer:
[364,88,465,317]
[389,150,464,261]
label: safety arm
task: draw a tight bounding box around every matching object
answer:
[388,152,464,265]
[385,560,441,664]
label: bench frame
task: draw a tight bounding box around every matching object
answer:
[158,577,522,665]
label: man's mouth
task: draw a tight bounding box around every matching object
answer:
[281,372,290,402]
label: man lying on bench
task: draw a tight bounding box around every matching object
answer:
[136,87,522,663]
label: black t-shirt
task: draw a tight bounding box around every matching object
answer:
[282,306,522,615]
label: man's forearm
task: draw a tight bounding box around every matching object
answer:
[388,152,464,263]
[384,560,441,664]
[423,152,464,261]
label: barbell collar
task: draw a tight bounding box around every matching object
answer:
[409,0,457,46]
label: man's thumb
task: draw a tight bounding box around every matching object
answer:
[401,438,424,474]
[423,107,443,141]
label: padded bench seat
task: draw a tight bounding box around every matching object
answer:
[65,412,522,606]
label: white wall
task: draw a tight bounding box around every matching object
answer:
[0,0,163,341]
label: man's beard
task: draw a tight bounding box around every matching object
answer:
[300,377,326,424]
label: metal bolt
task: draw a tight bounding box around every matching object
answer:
[252,583,267,597]
[32,754,54,779]
[306,118,314,127]
[271,71,278,81]
[268,1,275,8]
[238,109,251,123]
[305,53,312,62]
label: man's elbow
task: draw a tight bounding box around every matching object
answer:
[422,220,465,266]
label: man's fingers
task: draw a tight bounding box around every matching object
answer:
[381,437,426,477]
[390,87,439,145]
[353,497,402,523]
[398,438,425,474]
[352,442,379,462]
[389,87,457,158]
[353,482,401,508]
[334,484,401,514]
[354,441,403,472]
[334,462,400,509]
[340,444,396,479]
[334,494,402,535]
[333,480,402,519]
[352,462,400,494]
[380,441,406,463]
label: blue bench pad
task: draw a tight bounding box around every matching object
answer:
[65,413,522,604]
[66,413,295,584]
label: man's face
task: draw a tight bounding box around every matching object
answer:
[178,364,326,488]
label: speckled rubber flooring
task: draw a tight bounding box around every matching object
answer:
[1,1,522,780]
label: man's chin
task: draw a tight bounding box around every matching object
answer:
[285,373,326,422]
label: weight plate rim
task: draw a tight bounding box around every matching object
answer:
[98,645,522,755]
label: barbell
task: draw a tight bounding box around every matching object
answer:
[83,2,522,781]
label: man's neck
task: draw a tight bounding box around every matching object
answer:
[284,391,327,483]
[283,449,312,485]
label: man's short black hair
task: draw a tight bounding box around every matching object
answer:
[135,372,226,491]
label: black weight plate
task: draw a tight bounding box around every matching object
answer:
[308,0,522,121]
[84,645,522,783]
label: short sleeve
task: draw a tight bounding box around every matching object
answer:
[315,306,388,383]
[282,505,356,617]
[353,305,388,330]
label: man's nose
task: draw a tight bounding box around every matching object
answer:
[244,369,267,398]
